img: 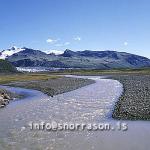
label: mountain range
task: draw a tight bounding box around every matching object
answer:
[0,47,150,69]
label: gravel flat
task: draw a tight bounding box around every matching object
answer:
[4,76,95,97]
[110,75,150,120]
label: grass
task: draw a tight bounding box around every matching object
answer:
[0,68,150,84]
[49,68,150,75]
[0,73,60,84]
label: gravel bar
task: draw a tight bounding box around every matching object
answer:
[110,75,150,120]
[5,76,95,97]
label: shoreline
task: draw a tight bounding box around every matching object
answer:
[0,76,95,107]
[0,88,23,108]
[1,73,150,121]
[62,73,150,121]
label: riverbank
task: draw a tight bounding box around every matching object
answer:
[53,69,150,120]
[0,73,59,108]
[3,76,95,97]
[110,75,150,120]
[0,75,127,150]
[0,88,23,108]
[1,71,150,121]
[0,73,95,108]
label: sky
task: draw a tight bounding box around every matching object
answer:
[0,0,150,58]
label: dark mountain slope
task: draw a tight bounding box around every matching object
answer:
[0,59,17,73]
[6,48,150,69]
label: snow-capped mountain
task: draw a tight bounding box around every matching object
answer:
[1,46,150,69]
[0,47,64,59]
[0,46,25,59]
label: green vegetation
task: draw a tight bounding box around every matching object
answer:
[0,73,60,84]
[1,68,150,85]
[49,68,150,75]
[0,59,17,73]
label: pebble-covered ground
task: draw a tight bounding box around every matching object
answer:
[5,77,95,97]
[111,75,150,120]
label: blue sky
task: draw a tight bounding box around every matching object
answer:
[0,0,150,58]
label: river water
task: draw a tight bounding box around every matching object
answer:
[0,76,150,150]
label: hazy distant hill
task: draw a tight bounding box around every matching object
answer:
[3,47,150,69]
[0,59,17,73]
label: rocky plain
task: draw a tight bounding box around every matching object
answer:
[111,75,150,120]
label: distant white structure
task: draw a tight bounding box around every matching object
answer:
[16,67,49,72]
[17,67,73,72]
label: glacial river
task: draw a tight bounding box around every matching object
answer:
[0,76,150,150]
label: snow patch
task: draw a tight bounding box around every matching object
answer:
[0,46,25,59]
[44,50,64,55]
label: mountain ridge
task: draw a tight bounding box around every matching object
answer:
[1,47,150,69]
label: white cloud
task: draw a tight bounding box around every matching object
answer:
[74,36,81,41]
[46,37,71,46]
[46,38,57,44]
[124,42,128,46]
